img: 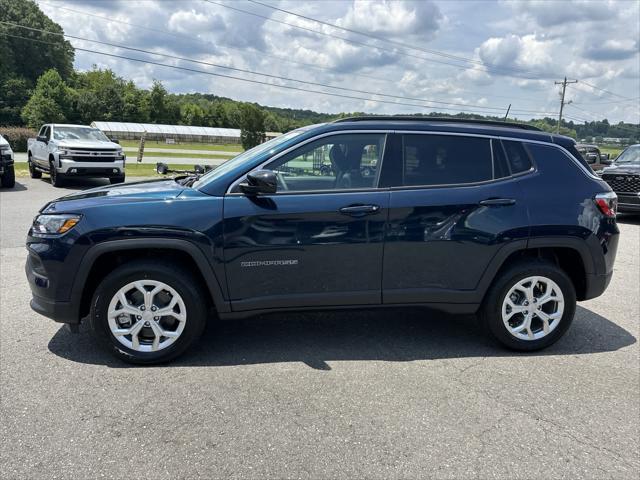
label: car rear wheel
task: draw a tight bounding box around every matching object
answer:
[480,260,576,351]
[28,154,42,179]
[90,260,207,364]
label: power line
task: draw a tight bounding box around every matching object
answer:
[245,0,544,80]
[572,81,636,101]
[37,0,392,85]
[203,0,548,81]
[34,1,546,106]
[1,21,530,114]
[4,30,557,118]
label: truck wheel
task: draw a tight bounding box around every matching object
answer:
[0,165,15,188]
[110,175,125,184]
[49,160,64,187]
[479,259,576,351]
[28,154,42,179]
[89,260,207,364]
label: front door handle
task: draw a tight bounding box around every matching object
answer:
[339,204,381,217]
[479,198,516,207]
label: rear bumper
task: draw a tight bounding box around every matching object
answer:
[583,270,614,301]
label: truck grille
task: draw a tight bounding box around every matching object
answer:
[67,155,118,163]
[602,174,640,194]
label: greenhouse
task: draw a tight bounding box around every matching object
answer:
[91,121,242,144]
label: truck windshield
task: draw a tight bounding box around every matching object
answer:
[615,145,640,164]
[53,127,111,142]
[191,128,310,189]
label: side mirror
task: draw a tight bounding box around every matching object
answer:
[110,137,120,144]
[601,153,611,164]
[156,162,169,175]
[240,170,277,195]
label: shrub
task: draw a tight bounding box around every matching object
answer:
[0,126,38,152]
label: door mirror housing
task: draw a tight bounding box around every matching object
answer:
[240,170,277,195]
[600,153,611,164]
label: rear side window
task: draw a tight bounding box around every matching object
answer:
[502,140,532,174]
[401,134,493,186]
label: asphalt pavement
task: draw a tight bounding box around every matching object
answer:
[1,177,639,479]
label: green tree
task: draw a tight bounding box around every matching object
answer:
[149,80,168,123]
[181,103,205,126]
[0,77,31,125]
[0,0,74,84]
[21,69,74,127]
[239,103,266,150]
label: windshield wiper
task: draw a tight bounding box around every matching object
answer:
[155,162,212,187]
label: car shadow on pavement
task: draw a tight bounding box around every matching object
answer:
[47,305,636,369]
[0,181,27,191]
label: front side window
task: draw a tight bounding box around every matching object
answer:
[401,134,493,186]
[263,133,386,193]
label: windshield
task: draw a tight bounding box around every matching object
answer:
[53,127,111,142]
[192,128,310,189]
[615,145,640,164]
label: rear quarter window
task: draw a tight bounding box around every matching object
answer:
[502,140,533,174]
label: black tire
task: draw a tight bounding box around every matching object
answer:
[89,260,207,364]
[109,175,125,184]
[479,259,576,351]
[49,159,64,187]
[0,165,15,188]
[28,154,42,179]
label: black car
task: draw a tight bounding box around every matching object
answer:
[600,144,640,213]
[25,117,620,364]
[575,143,611,171]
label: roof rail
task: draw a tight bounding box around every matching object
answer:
[333,116,542,131]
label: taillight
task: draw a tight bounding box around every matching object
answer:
[594,192,617,218]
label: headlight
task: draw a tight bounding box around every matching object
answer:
[32,214,82,236]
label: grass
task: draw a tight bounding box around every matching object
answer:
[599,146,623,159]
[13,162,204,178]
[125,151,235,160]
[119,140,244,152]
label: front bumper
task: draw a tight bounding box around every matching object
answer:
[26,239,83,324]
[58,159,124,176]
[617,193,640,213]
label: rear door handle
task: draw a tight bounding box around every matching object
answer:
[479,198,516,207]
[339,204,381,217]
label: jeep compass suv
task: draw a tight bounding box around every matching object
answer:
[26,118,619,364]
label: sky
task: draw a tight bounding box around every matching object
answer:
[37,0,640,124]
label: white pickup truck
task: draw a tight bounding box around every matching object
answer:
[27,124,126,187]
[0,133,15,188]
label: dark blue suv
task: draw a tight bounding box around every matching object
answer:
[26,118,620,364]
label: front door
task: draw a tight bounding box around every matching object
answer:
[223,132,389,311]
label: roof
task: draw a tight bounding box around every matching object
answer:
[334,116,542,131]
[91,121,241,137]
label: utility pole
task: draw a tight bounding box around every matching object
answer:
[504,104,511,121]
[555,77,577,134]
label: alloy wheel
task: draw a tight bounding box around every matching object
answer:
[501,276,565,341]
[107,280,187,352]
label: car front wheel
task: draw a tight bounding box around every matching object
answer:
[480,260,576,351]
[90,260,207,364]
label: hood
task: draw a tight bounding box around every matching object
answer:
[42,178,186,213]
[57,139,121,150]
[601,163,640,176]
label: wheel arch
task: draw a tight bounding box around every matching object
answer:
[74,238,230,320]
[478,238,593,303]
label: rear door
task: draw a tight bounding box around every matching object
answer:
[223,132,390,312]
[379,132,532,305]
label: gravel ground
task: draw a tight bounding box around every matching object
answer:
[1,177,639,479]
